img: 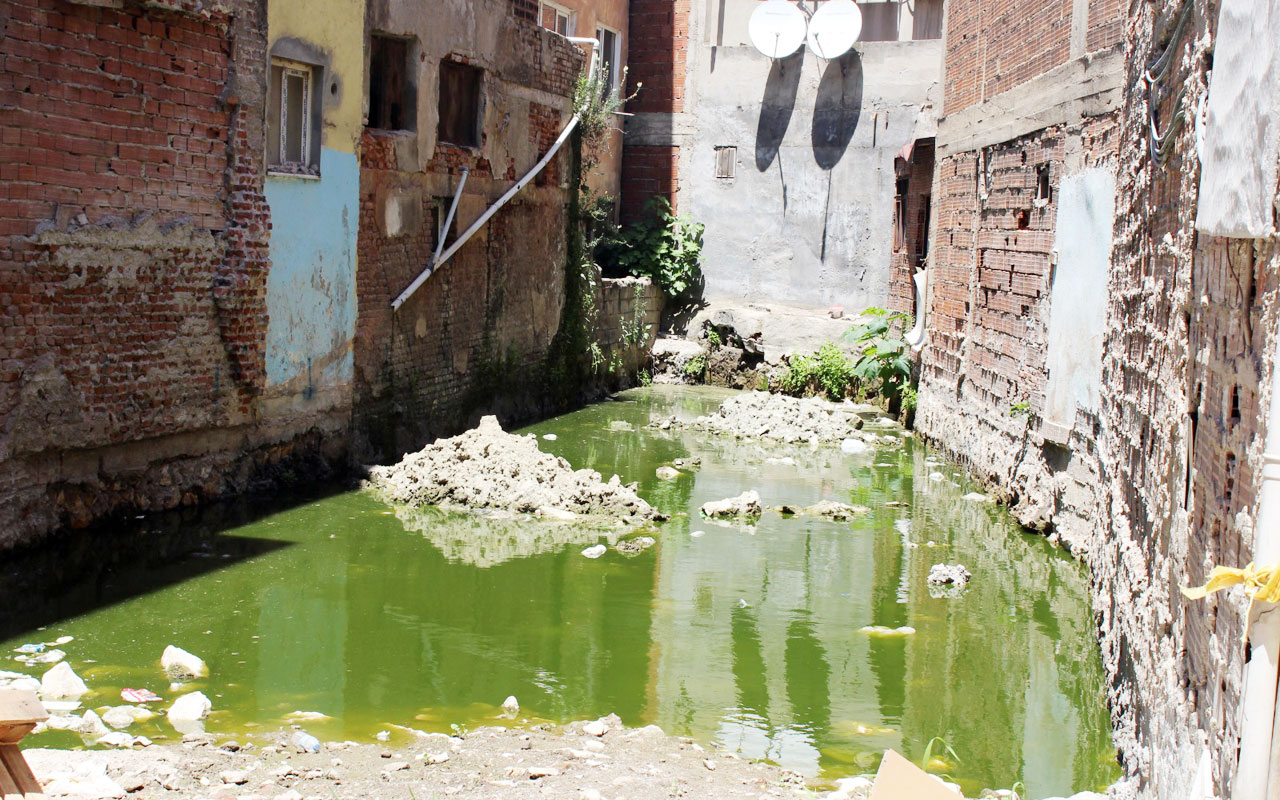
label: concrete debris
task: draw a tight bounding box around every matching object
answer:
[656,466,680,480]
[161,646,209,681]
[700,491,762,519]
[581,544,607,559]
[840,438,870,454]
[367,416,659,522]
[927,564,971,588]
[777,501,870,521]
[166,691,212,734]
[582,720,609,737]
[102,706,153,729]
[961,492,991,503]
[78,709,111,739]
[502,696,519,714]
[693,392,871,444]
[40,662,89,699]
[615,536,656,554]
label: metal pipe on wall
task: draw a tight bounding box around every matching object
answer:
[392,36,601,311]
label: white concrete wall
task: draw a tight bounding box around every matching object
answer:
[678,2,941,310]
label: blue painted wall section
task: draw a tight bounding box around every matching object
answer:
[264,147,359,395]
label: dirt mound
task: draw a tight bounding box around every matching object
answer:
[692,392,867,443]
[366,416,658,522]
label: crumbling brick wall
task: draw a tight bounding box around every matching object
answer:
[915,0,1280,794]
[888,140,935,315]
[0,0,337,547]
[942,0,1073,114]
[352,10,584,461]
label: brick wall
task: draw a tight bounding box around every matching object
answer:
[352,19,585,461]
[0,0,344,547]
[620,0,689,222]
[888,139,936,314]
[942,0,1122,115]
[917,0,1280,794]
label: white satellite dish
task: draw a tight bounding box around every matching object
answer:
[748,0,808,59]
[806,0,862,59]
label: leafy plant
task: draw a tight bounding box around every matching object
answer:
[900,385,918,415]
[707,328,722,347]
[597,197,705,298]
[778,343,856,400]
[1009,401,1031,417]
[573,64,636,173]
[683,354,707,381]
[846,307,913,405]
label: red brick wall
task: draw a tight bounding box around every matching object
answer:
[620,0,689,222]
[0,0,290,544]
[888,140,936,314]
[942,0,1123,115]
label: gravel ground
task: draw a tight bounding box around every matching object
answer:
[23,717,816,800]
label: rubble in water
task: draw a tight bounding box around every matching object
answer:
[692,392,879,444]
[775,501,871,521]
[700,491,762,519]
[366,416,659,522]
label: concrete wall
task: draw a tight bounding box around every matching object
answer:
[263,0,363,419]
[647,0,942,312]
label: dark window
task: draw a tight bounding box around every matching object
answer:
[1036,163,1052,203]
[438,60,482,148]
[369,35,415,131]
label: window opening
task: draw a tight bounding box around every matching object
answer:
[916,195,931,264]
[541,2,573,35]
[438,60,482,149]
[714,146,736,179]
[268,59,319,175]
[893,176,908,251]
[369,35,416,131]
[1035,163,1051,205]
[596,25,621,96]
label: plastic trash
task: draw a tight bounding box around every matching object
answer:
[375,730,390,741]
[15,643,45,654]
[291,731,322,753]
[121,688,163,704]
[581,544,607,559]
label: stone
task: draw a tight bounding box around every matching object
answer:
[167,690,212,734]
[40,661,88,699]
[502,695,519,714]
[840,438,869,454]
[581,544,607,559]
[700,491,762,519]
[384,762,410,772]
[656,466,680,479]
[927,563,971,588]
[102,705,153,729]
[583,720,608,737]
[527,766,560,779]
[220,770,251,785]
[77,709,110,738]
[95,731,135,748]
[615,536,656,554]
[161,646,209,680]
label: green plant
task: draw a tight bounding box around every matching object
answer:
[1009,401,1031,417]
[900,385,918,415]
[846,307,913,405]
[778,343,857,400]
[756,372,770,392]
[683,354,707,380]
[639,369,653,386]
[598,197,704,298]
[707,328,721,347]
[920,736,961,773]
[573,64,636,173]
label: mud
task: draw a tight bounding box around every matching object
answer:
[366,416,659,522]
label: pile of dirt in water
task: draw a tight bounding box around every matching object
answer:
[366,416,659,522]
[692,392,868,443]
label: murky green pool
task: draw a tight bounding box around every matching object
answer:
[2,386,1118,795]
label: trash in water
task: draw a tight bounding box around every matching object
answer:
[581,544,607,559]
[375,730,391,741]
[690,530,706,538]
[542,434,557,441]
[502,696,519,715]
[292,731,322,753]
[15,644,45,654]
[121,688,163,704]
[858,625,916,637]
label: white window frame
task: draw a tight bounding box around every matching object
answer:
[268,57,320,177]
[595,23,622,95]
[541,1,575,36]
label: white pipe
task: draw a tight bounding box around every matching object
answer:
[434,167,469,262]
[392,36,600,310]
[904,268,928,352]
[1233,333,1280,799]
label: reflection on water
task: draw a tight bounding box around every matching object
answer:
[2,386,1117,795]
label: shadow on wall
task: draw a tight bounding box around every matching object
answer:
[812,50,863,170]
[755,51,804,172]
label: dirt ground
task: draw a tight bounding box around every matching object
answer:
[23,717,820,800]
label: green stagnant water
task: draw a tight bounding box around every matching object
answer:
[2,386,1118,795]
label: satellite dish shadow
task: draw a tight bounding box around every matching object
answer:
[811,50,863,170]
[755,51,804,172]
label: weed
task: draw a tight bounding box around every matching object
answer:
[778,343,857,399]
[707,328,721,347]
[597,197,705,298]
[683,354,707,381]
[756,372,770,392]
[846,307,913,406]
[639,369,653,386]
[920,735,961,773]
[1009,401,1031,417]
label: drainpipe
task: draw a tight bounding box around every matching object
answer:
[392,36,601,310]
[1233,336,1280,799]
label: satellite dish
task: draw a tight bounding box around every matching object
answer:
[806,0,862,60]
[749,0,807,59]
